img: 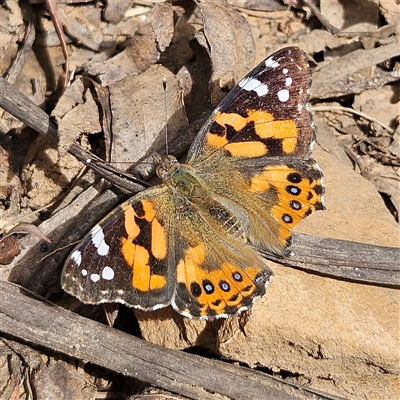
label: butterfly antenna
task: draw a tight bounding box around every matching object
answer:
[162,78,169,156]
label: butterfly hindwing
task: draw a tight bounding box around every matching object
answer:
[166,194,273,318]
[62,181,273,318]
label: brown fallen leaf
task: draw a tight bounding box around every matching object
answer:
[86,22,160,86]
[197,0,255,105]
[103,0,135,24]
[0,234,20,265]
[150,1,176,52]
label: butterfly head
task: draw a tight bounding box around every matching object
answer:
[154,154,180,181]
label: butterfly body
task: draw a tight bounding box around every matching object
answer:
[62,47,325,319]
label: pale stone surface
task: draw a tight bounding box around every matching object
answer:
[137,146,400,399]
[217,265,399,399]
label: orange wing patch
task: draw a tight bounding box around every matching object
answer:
[205,110,299,156]
[215,109,274,131]
[121,201,167,291]
[225,141,267,157]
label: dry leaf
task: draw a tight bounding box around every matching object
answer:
[87,23,160,86]
[108,64,188,165]
[230,0,287,11]
[103,0,135,24]
[0,234,20,264]
[150,1,175,52]
[198,0,255,105]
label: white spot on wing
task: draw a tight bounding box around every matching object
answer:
[90,273,100,282]
[278,89,289,102]
[265,57,279,69]
[102,266,114,280]
[90,225,110,256]
[285,77,292,86]
[239,77,268,96]
[81,269,87,276]
[283,68,288,74]
[71,250,82,266]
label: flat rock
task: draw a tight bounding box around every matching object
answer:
[136,145,400,399]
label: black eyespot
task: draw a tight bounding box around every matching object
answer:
[203,279,214,294]
[287,172,302,183]
[190,282,202,298]
[255,273,264,284]
[219,281,230,292]
[282,214,293,224]
[290,200,302,210]
[286,185,301,196]
[232,272,243,282]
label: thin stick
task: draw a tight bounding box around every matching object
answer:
[311,106,395,135]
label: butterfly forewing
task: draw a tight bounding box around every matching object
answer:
[188,46,314,163]
[62,186,176,310]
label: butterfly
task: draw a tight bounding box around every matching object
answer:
[62,46,325,319]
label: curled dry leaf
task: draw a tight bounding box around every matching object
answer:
[6,223,51,243]
[231,0,287,11]
[0,234,20,265]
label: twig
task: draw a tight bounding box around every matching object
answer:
[311,106,395,135]
[45,0,69,91]
[302,0,340,35]
[4,16,36,85]
[0,77,58,141]
[264,233,400,287]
